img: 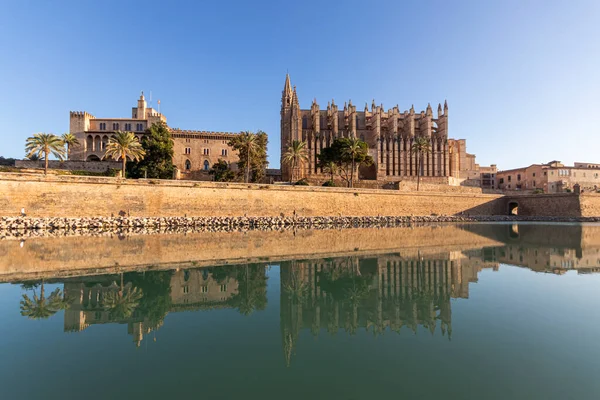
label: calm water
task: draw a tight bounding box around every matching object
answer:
[1,223,600,399]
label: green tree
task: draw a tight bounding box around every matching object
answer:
[229,130,268,183]
[61,133,80,160]
[342,137,369,188]
[25,133,66,174]
[103,131,146,178]
[411,136,432,191]
[209,159,236,182]
[229,264,268,316]
[281,140,309,183]
[322,160,338,184]
[127,121,175,179]
[317,137,373,188]
[103,273,143,320]
[20,281,70,320]
[0,156,16,166]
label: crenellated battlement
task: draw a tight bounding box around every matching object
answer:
[70,111,95,119]
[170,128,241,138]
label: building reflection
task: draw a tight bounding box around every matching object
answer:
[61,265,267,346]
[279,251,498,366]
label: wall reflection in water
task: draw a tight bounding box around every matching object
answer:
[14,223,600,367]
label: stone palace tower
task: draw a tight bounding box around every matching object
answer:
[280,74,482,185]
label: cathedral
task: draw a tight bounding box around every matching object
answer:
[280,74,486,186]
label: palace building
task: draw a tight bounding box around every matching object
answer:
[280,74,490,187]
[68,92,242,180]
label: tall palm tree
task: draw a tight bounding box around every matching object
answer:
[342,137,364,188]
[411,136,432,191]
[282,140,309,183]
[61,133,80,160]
[25,133,66,174]
[237,131,259,183]
[20,280,68,320]
[103,131,145,178]
[322,160,338,183]
[103,273,143,320]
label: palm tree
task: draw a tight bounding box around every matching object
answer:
[103,273,143,320]
[342,137,364,188]
[25,133,66,174]
[282,140,309,183]
[61,133,80,160]
[411,136,432,191]
[103,131,145,178]
[20,281,68,320]
[322,160,338,183]
[237,131,259,183]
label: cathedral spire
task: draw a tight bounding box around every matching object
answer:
[284,74,292,95]
[444,99,448,115]
[282,74,293,107]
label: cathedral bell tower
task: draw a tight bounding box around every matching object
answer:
[280,74,301,182]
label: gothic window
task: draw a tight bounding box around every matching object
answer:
[112,123,119,130]
[185,160,191,170]
[86,135,93,151]
[99,123,106,130]
[302,116,308,129]
[185,147,191,155]
[203,160,210,171]
[221,149,228,156]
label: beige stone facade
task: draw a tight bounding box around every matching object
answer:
[280,74,492,186]
[69,92,241,179]
[497,160,600,193]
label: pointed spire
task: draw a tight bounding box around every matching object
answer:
[426,103,433,116]
[410,104,415,114]
[284,74,292,95]
[364,102,369,112]
[437,103,442,115]
[372,99,376,111]
[444,99,448,112]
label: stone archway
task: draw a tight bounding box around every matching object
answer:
[508,201,519,216]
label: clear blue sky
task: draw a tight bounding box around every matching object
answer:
[1,0,598,170]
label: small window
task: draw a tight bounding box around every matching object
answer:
[508,176,512,182]
[203,160,209,171]
[220,284,228,292]
[185,160,191,170]
[201,286,208,293]
[517,174,521,181]
[183,286,189,294]
[544,171,547,176]
[532,172,536,177]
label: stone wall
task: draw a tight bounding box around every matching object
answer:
[0,173,506,218]
[15,160,121,172]
[503,193,582,217]
[0,224,504,281]
[579,194,600,217]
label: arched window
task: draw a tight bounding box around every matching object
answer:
[185,160,191,170]
[203,160,210,171]
[302,116,308,129]
[86,135,93,152]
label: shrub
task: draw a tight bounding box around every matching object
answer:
[294,178,309,186]
[565,188,572,193]
[322,180,336,187]
[532,188,544,194]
